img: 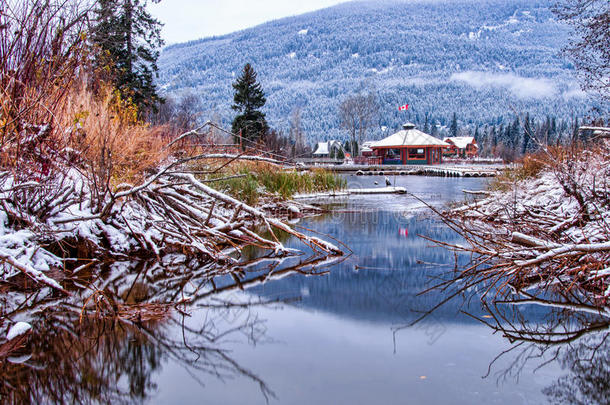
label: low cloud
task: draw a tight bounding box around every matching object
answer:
[561,85,587,100]
[450,71,558,99]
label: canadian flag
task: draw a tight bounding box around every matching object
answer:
[398,104,409,111]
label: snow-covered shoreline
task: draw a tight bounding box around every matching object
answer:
[441,143,610,306]
[0,164,343,297]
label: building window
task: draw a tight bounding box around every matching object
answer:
[386,148,401,159]
[407,148,426,160]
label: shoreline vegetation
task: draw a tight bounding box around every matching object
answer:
[425,139,610,336]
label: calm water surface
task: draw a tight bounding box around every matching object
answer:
[151,176,566,404]
[9,175,605,404]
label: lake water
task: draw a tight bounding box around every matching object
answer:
[150,176,564,404]
[7,175,607,404]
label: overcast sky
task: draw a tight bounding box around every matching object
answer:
[148,0,350,45]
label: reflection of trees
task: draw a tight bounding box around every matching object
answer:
[456,292,610,404]
[0,311,165,403]
[543,334,609,405]
[1,251,342,403]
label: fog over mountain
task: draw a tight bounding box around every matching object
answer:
[157,0,595,143]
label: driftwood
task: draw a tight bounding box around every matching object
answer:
[420,143,610,321]
[0,126,344,294]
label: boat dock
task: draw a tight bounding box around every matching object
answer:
[300,164,503,177]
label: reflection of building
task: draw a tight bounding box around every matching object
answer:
[369,123,448,165]
[443,136,478,158]
[313,140,343,158]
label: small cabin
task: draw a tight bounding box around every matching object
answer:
[443,136,478,158]
[313,140,343,158]
[369,123,448,165]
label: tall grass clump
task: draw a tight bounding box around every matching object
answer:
[206,164,346,205]
[59,85,170,211]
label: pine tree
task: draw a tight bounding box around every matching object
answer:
[430,122,439,137]
[423,113,430,134]
[508,118,520,160]
[521,113,532,155]
[231,63,269,148]
[92,0,164,114]
[450,113,458,137]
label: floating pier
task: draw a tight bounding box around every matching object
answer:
[293,186,407,200]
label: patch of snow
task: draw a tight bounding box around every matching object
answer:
[308,236,339,253]
[6,322,32,340]
[8,354,32,364]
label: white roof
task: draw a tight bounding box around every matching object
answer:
[371,124,448,148]
[313,142,329,155]
[313,140,342,155]
[361,141,374,153]
[443,136,476,149]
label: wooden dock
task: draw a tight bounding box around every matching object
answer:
[293,186,407,200]
[299,164,503,177]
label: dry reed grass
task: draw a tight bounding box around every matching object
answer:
[59,85,171,186]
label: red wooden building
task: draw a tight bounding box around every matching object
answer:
[369,123,448,165]
[442,136,478,158]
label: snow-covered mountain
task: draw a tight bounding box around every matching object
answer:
[157,0,593,143]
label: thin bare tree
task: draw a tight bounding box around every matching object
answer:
[552,0,610,100]
[338,91,379,156]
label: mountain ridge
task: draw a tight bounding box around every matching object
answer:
[157,0,594,144]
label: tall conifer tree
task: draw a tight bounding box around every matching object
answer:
[450,113,458,137]
[231,63,269,148]
[92,0,164,114]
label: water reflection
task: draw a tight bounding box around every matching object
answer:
[3,176,607,404]
[543,333,609,404]
[464,292,609,391]
[0,251,341,403]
